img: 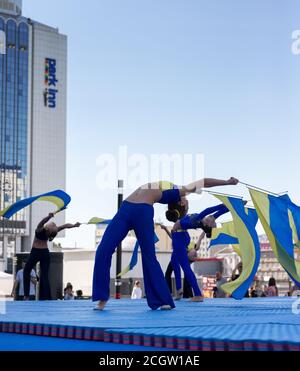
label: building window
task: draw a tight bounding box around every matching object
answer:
[0,18,29,226]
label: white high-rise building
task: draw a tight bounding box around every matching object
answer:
[0,1,67,271]
[0,0,22,16]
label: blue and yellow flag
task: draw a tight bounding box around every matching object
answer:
[250,189,300,287]
[0,190,71,219]
[211,194,260,300]
[209,208,258,249]
[209,220,241,257]
[280,195,300,249]
[117,240,140,277]
[117,233,160,278]
[87,217,112,225]
[210,221,239,248]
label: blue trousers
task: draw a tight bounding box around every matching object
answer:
[93,201,175,310]
[171,232,202,297]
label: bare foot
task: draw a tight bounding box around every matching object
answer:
[160,305,173,310]
[94,301,107,311]
[190,296,204,302]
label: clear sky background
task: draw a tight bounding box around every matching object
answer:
[23,0,300,248]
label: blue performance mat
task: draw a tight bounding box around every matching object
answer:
[0,333,167,351]
[0,298,299,351]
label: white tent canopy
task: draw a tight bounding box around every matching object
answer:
[0,271,13,296]
[0,271,12,279]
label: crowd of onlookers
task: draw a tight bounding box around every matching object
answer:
[213,262,300,298]
[131,262,300,300]
[11,263,86,301]
[63,283,86,300]
[214,273,280,298]
[11,261,300,302]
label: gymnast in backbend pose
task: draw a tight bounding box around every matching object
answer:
[92,176,239,311]
[163,203,230,302]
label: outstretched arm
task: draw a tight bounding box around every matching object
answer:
[160,225,172,239]
[172,220,181,233]
[203,178,239,188]
[196,204,228,222]
[179,204,226,230]
[11,279,19,298]
[36,213,54,230]
[195,232,206,251]
[211,204,230,220]
[57,222,81,233]
[176,203,231,231]
[180,177,239,196]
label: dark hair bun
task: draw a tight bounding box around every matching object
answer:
[205,228,212,238]
[166,210,179,223]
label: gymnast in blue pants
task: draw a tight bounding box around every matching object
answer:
[166,204,230,302]
[93,177,239,311]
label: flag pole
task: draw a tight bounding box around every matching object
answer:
[115,180,124,300]
[239,181,288,197]
[203,189,243,199]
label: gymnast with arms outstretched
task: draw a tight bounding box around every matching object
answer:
[163,203,231,302]
[23,213,81,301]
[92,176,239,311]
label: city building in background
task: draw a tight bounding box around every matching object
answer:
[256,235,296,296]
[189,229,210,258]
[0,0,67,273]
[210,244,240,277]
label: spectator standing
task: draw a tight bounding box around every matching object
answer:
[131,281,143,300]
[11,262,37,301]
[265,278,278,297]
[214,272,227,298]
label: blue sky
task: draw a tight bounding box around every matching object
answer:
[23,0,300,247]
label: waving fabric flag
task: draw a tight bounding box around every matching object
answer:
[250,189,300,287]
[209,208,258,249]
[211,194,260,300]
[210,221,239,248]
[117,240,140,277]
[280,195,300,249]
[87,217,112,225]
[0,190,71,219]
[117,233,160,278]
